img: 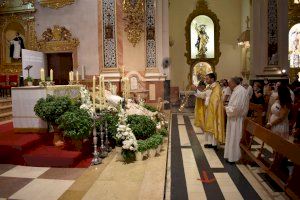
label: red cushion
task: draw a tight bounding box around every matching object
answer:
[8,75,18,83]
[0,75,6,83]
[2,85,11,89]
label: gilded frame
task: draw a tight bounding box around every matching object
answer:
[38,0,75,9]
[184,0,221,84]
[0,13,37,74]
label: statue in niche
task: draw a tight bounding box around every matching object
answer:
[290,29,300,68]
[195,24,209,58]
[9,32,25,60]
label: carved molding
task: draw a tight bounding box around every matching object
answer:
[123,0,145,47]
[37,25,79,68]
[0,0,35,14]
[38,0,75,9]
[37,25,79,52]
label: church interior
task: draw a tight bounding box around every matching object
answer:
[0,0,300,199]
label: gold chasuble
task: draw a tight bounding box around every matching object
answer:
[204,83,225,143]
[194,98,205,130]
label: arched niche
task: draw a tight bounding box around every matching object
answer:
[185,0,221,86]
[3,22,25,64]
[289,23,300,81]
[0,14,37,74]
[192,62,213,86]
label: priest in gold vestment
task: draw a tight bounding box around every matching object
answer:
[194,73,225,148]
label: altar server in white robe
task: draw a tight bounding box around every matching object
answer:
[224,77,249,163]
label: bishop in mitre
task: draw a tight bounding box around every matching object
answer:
[224,77,249,163]
[194,72,225,148]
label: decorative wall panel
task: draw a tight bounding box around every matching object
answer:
[146,0,156,68]
[268,0,278,65]
[103,0,117,68]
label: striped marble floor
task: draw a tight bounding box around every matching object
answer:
[165,113,289,200]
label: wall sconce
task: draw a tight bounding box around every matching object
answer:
[281,69,287,75]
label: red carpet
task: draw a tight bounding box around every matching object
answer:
[0,122,91,168]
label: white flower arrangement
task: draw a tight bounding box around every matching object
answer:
[116,108,138,152]
[79,87,94,116]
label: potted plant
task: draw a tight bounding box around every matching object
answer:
[147,136,157,158]
[136,140,147,161]
[127,115,156,140]
[25,76,33,86]
[34,95,75,147]
[56,108,93,150]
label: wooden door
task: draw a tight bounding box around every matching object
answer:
[47,53,73,85]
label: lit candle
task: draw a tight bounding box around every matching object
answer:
[40,68,45,82]
[76,71,79,82]
[93,76,96,111]
[81,66,85,80]
[50,69,53,82]
[70,71,74,81]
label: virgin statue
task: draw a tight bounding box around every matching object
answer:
[195,24,209,58]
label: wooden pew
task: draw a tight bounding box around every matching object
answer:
[248,103,265,125]
[240,118,300,200]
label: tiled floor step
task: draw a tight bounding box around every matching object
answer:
[0,105,12,114]
[0,98,12,107]
[0,112,12,122]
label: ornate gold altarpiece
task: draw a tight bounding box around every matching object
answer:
[184,0,221,86]
[0,0,37,74]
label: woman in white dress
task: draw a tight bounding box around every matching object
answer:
[266,85,292,139]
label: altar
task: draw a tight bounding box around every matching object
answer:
[12,85,82,131]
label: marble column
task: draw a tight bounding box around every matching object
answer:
[251,0,288,79]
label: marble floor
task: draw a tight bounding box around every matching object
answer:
[0,113,292,200]
[165,113,289,200]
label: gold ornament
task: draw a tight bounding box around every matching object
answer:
[122,0,145,47]
[38,0,75,9]
[37,25,79,52]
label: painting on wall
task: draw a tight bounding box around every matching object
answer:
[190,15,214,59]
[289,23,300,68]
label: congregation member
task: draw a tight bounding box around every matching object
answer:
[194,73,225,149]
[267,81,281,121]
[224,77,249,163]
[221,79,231,104]
[251,82,265,105]
[266,85,292,139]
[243,82,253,101]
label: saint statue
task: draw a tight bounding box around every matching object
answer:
[9,32,25,60]
[290,29,300,68]
[195,24,209,58]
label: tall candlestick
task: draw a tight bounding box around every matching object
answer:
[50,69,53,82]
[122,65,125,78]
[76,71,79,82]
[40,68,45,82]
[69,72,71,82]
[93,76,96,111]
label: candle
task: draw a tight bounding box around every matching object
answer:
[50,69,53,82]
[81,66,85,80]
[69,72,71,82]
[122,65,125,78]
[76,71,79,82]
[70,71,74,81]
[40,68,45,82]
[93,76,96,111]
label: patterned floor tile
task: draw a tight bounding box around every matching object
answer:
[38,168,86,180]
[0,166,49,179]
[10,179,74,200]
[0,176,32,198]
[0,164,16,176]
